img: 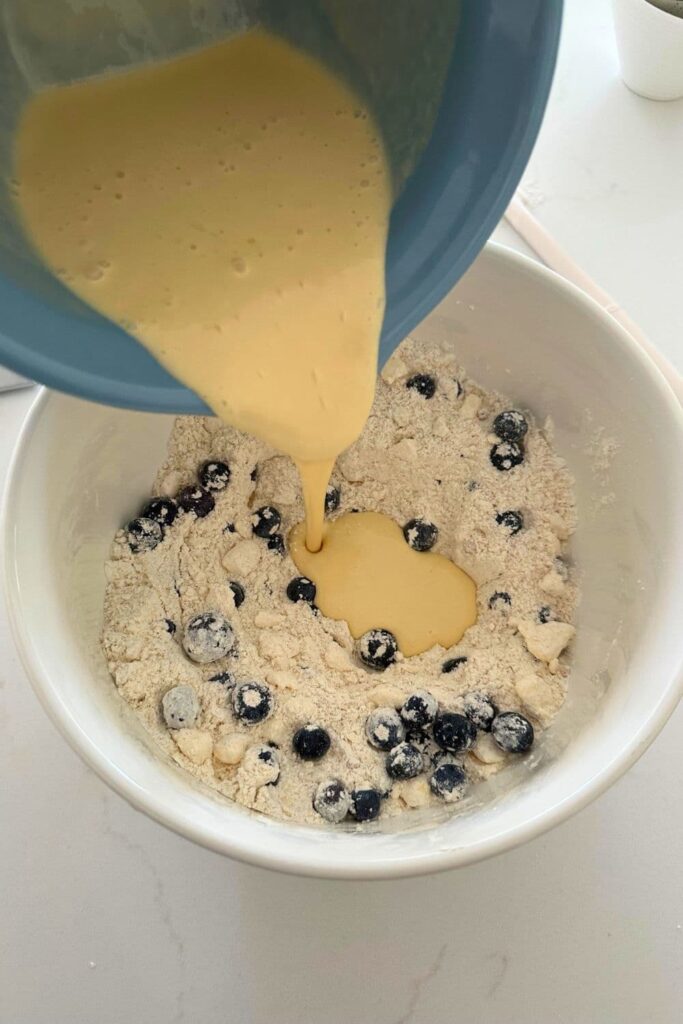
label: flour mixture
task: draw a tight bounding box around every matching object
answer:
[102,337,577,826]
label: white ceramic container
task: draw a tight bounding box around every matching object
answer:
[4,244,682,878]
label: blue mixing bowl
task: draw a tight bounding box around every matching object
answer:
[0,0,562,414]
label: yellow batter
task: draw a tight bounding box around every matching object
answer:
[290,512,477,656]
[14,30,389,552]
[13,29,477,658]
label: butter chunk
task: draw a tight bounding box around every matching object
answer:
[221,539,261,576]
[540,569,565,597]
[173,728,213,765]
[460,394,482,419]
[397,777,431,808]
[516,619,575,665]
[214,732,249,765]
[265,669,298,691]
[471,732,507,764]
[515,672,562,722]
[368,684,405,709]
[381,353,408,384]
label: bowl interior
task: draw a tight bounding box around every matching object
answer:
[5,244,683,877]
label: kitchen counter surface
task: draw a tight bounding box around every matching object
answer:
[1,3,681,1021]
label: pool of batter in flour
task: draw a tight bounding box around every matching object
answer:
[102,337,578,827]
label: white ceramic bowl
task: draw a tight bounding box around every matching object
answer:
[4,244,683,878]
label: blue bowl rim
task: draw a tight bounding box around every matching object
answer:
[0,0,563,415]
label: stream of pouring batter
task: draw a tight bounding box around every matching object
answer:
[13,29,478,654]
[13,30,390,552]
[290,512,477,656]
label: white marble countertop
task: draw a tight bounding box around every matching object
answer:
[1,2,681,1022]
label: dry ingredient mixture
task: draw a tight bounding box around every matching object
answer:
[102,336,577,826]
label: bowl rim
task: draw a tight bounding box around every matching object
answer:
[3,242,683,879]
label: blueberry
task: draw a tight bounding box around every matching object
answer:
[433,712,477,753]
[429,761,468,802]
[350,788,381,822]
[182,611,235,663]
[492,410,528,444]
[402,518,438,552]
[165,619,176,635]
[250,743,281,786]
[250,466,258,482]
[208,670,235,688]
[142,497,178,528]
[538,605,552,624]
[232,681,274,725]
[325,485,341,515]
[400,690,438,729]
[358,629,398,671]
[404,728,435,756]
[442,656,468,674]
[491,712,534,753]
[406,373,436,399]
[177,484,215,517]
[431,748,458,769]
[229,581,246,609]
[252,505,282,538]
[126,517,163,554]
[490,441,524,472]
[267,533,286,555]
[293,724,331,760]
[365,707,405,751]
[462,691,497,732]
[223,522,236,534]
[488,591,511,611]
[313,778,351,823]
[386,742,424,780]
[496,510,524,535]
[256,744,279,766]
[286,576,317,604]
[162,685,199,729]
[199,460,231,492]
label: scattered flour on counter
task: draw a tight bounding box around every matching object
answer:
[102,336,578,826]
